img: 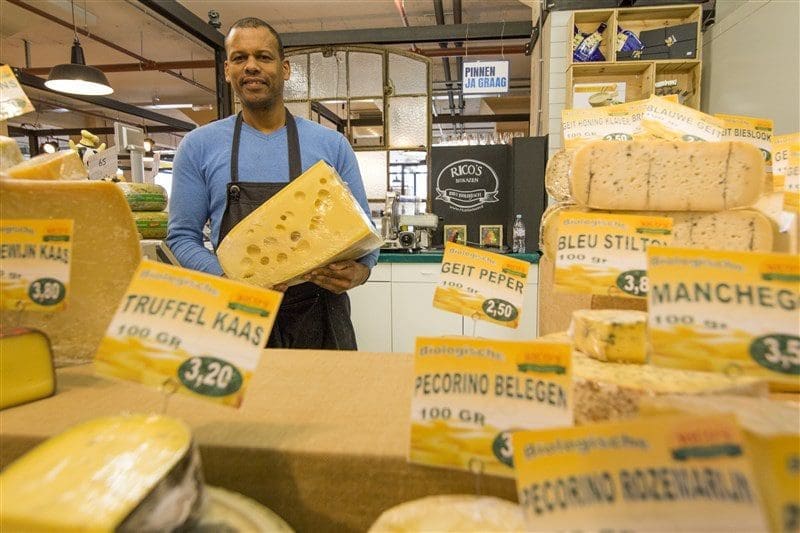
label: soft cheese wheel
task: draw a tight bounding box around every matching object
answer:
[133,211,168,239]
[0,414,204,532]
[0,179,142,364]
[570,140,764,210]
[218,160,382,287]
[571,349,767,425]
[118,182,168,211]
[540,206,774,259]
[572,309,648,364]
[198,486,294,532]
[5,150,88,180]
[545,148,574,202]
[0,135,23,171]
[368,495,525,532]
[0,328,55,409]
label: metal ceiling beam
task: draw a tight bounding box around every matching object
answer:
[7,125,184,137]
[12,68,196,131]
[282,21,533,47]
[23,60,216,76]
[348,113,529,127]
[136,0,225,49]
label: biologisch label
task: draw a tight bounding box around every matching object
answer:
[0,219,73,312]
[642,95,724,142]
[647,247,800,392]
[409,336,572,478]
[554,212,673,298]
[433,242,531,329]
[512,414,769,532]
[773,132,800,213]
[716,114,774,174]
[561,101,644,149]
[95,260,283,408]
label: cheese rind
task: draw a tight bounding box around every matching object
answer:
[199,486,294,532]
[0,179,142,364]
[218,160,382,287]
[5,150,88,180]
[571,140,764,210]
[540,205,774,259]
[0,328,55,409]
[0,136,23,171]
[545,148,574,202]
[0,414,204,532]
[368,495,525,532]
[117,182,168,211]
[572,309,648,363]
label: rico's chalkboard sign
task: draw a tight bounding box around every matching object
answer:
[430,145,511,248]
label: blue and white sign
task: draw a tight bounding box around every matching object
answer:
[462,60,510,94]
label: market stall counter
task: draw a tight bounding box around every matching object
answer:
[0,349,516,532]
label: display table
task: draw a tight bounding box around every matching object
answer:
[0,349,516,532]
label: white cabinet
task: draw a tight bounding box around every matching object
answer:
[349,264,391,352]
[391,281,463,354]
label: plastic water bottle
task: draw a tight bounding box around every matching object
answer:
[512,214,526,253]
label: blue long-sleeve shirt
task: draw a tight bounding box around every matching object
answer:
[167,115,380,276]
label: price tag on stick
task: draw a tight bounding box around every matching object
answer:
[95,260,283,408]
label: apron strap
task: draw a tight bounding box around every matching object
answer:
[229,108,301,184]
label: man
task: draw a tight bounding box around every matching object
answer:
[167,17,379,350]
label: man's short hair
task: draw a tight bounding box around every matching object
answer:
[225,17,284,59]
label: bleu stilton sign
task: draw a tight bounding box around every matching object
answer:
[435,159,500,212]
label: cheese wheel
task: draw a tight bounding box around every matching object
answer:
[199,486,294,532]
[133,211,169,239]
[5,150,88,180]
[571,140,764,210]
[0,328,55,409]
[545,148,574,202]
[368,495,525,532]
[118,182,168,211]
[0,135,23,171]
[218,160,382,287]
[0,414,204,531]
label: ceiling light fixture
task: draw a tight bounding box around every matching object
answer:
[41,141,59,154]
[143,137,155,153]
[44,1,113,96]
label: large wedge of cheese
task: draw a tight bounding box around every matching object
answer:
[0,180,142,364]
[0,414,204,531]
[572,309,648,364]
[570,348,767,425]
[368,495,525,532]
[639,396,800,533]
[539,205,774,259]
[0,135,23,171]
[5,150,88,180]
[0,328,55,409]
[218,160,382,287]
[571,140,764,210]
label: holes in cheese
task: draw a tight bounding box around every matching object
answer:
[0,180,141,364]
[217,160,382,287]
[247,244,261,255]
[0,414,204,532]
[260,256,270,265]
[5,150,88,180]
[571,140,764,210]
[0,328,55,410]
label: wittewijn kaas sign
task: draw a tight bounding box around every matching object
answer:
[431,145,511,247]
[462,60,509,94]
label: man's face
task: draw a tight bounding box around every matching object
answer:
[224,27,290,111]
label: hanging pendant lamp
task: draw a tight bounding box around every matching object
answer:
[44,0,113,96]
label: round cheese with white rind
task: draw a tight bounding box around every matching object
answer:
[368,495,525,532]
[198,486,294,532]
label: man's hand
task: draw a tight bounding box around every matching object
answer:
[304,261,370,294]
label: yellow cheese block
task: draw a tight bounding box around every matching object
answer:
[572,309,648,363]
[0,180,142,364]
[539,204,774,259]
[639,396,800,533]
[5,150,88,180]
[0,414,203,532]
[0,135,23,171]
[368,495,525,532]
[0,328,55,409]
[218,160,382,287]
[571,140,764,210]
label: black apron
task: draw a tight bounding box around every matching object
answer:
[217,110,358,350]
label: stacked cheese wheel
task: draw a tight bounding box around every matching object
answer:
[118,182,170,240]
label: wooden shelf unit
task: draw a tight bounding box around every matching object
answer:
[566,4,703,109]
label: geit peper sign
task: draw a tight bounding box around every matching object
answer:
[435,159,500,212]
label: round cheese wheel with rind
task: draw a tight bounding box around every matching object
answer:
[368,495,525,532]
[198,486,294,532]
[133,211,168,239]
[117,182,168,211]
